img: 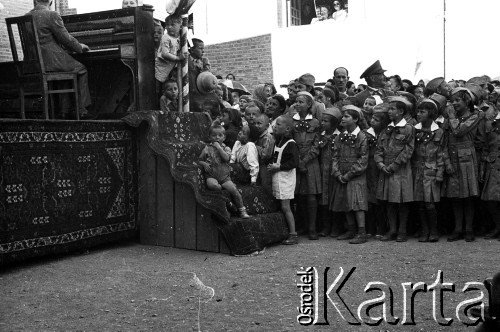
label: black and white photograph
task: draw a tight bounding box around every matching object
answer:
[0,0,499,331]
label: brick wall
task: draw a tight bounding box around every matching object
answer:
[205,34,273,94]
[0,0,33,62]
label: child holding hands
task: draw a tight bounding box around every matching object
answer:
[268,115,300,245]
[199,125,250,218]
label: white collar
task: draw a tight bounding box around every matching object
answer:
[435,115,445,123]
[388,118,407,128]
[293,113,313,120]
[414,121,439,132]
[343,126,360,137]
[321,128,341,136]
[366,127,376,137]
[496,112,500,120]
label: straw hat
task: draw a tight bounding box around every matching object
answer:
[196,72,218,94]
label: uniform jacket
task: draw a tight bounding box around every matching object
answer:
[332,127,368,181]
[374,118,415,173]
[411,122,445,181]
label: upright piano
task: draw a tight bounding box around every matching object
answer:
[62,5,156,116]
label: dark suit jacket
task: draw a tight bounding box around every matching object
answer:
[28,5,84,72]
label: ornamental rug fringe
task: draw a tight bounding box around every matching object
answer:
[123,111,288,255]
[0,120,138,265]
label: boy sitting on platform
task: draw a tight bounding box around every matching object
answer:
[199,124,250,218]
[159,79,178,112]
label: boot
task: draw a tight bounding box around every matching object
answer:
[485,202,500,239]
[317,206,331,237]
[381,204,397,241]
[294,198,307,235]
[338,222,356,240]
[330,212,343,237]
[396,204,408,242]
[485,228,500,239]
[349,227,367,244]
[307,200,318,240]
[428,209,439,242]
[282,233,298,245]
[418,208,429,242]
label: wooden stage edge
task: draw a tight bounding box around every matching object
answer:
[137,124,231,254]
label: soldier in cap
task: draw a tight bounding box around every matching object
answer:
[360,60,387,89]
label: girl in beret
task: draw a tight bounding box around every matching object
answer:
[412,99,445,242]
[330,106,369,244]
[374,97,416,242]
[318,107,342,237]
[442,88,482,242]
[364,104,391,239]
[292,91,322,240]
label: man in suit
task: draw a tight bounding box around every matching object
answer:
[28,0,91,118]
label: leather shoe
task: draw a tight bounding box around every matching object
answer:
[308,232,319,240]
[349,234,367,244]
[396,234,408,242]
[447,232,463,242]
[465,232,475,242]
[337,231,355,240]
[380,232,396,241]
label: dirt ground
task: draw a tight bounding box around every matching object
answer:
[1,236,499,332]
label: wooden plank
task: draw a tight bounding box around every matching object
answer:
[156,157,174,247]
[196,204,219,252]
[174,182,197,249]
[137,124,157,245]
[219,235,231,255]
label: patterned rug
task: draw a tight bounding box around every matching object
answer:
[0,120,138,265]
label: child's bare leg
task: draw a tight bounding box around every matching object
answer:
[281,199,296,234]
[222,181,249,218]
[221,181,244,208]
[281,199,298,245]
[206,178,222,191]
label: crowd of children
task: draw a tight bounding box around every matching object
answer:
[196,67,500,246]
[151,16,500,245]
